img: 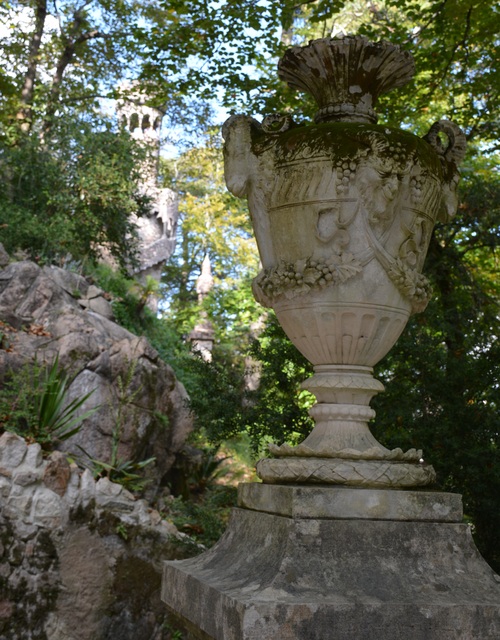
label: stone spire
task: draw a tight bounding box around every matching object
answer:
[189,255,215,361]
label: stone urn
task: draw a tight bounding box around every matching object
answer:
[223,36,466,488]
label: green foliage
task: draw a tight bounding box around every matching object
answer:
[181,355,246,445]
[0,122,149,268]
[243,314,314,453]
[85,454,157,494]
[167,485,237,551]
[185,446,231,495]
[1,0,498,571]
[161,622,184,640]
[115,522,129,541]
[0,0,290,136]
[136,2,289,120]
[89,263,194,377]
[281,0,499,153]
[160,132,259,337]
[88,263,148,330]
[0,355,97,449]
[371,168,500,571]
[182,313,314,456]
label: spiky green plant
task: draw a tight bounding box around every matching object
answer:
[34,355,97,444]
[0,355,97,448]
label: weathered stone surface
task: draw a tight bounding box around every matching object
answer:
[25,442,44,468]
[43,451,71,497]
[80,294,114,319]
[0,476,11,498]
[0,514,60,639]
[0,258,194,492]
[0,243,9,268]
[163,504,500,640]
[31,486,65,528]
[5,484,34,519]
[278,36,415,125]
[79,468,96,506]
[12,465,43,487]
[255,456,436,487]
[0,433,189,640]
[0,432,28,469]
[238,483,463,522]
[44,527,114,640]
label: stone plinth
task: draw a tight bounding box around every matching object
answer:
[162,484,500,640]
[238,483,463,522]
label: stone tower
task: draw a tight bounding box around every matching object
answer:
[116,88,179,310]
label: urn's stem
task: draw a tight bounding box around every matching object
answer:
[301,365,389,455]
[258,363,436,487]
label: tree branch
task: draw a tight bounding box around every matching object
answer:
[422,5,473,104]
[43,16,109,135]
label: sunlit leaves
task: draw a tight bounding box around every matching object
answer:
[160,130,259,336]
[287,0,499,147]
[0,121,149,267]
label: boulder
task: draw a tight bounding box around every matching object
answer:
[0,251,193,495]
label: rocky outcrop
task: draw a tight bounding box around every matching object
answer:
[0,432,191,640]
[0,254,193,494]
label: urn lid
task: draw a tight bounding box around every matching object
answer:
[278,35,415,124]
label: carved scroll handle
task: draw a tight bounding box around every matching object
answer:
[261,114,294,135]
[423,119,467,167]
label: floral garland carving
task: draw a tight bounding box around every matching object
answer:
[252,253,362,307]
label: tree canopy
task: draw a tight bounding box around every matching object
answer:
[0,0,499,571]
[156,0,500,572]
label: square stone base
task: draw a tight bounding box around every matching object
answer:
[162,485,500,639]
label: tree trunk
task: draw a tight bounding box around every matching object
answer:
[16,0,47,132]
[42,9,104,135]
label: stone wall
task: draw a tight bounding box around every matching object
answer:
[0,432,190,640]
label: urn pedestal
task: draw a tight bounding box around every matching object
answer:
[162,484,500,640]
[162,36,500,639]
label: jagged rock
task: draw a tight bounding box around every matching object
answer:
[0,433,189,640]
[0,257,193,494]
[0,255,195,638]
[43,452,71,497]
[0,243,9,268]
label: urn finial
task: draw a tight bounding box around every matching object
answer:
[278,35,415,124]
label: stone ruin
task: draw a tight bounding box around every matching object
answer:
[188,255,216,361]
[116,89,180,311]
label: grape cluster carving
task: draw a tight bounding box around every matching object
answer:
[386,258,433,313]
[253,254,362,306]
[410,174,425,204]
[335,159,357,195]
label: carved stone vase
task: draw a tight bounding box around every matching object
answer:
[223,36,466,488]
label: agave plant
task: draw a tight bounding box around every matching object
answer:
[0,355,97,448]
[33,354,97,445]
